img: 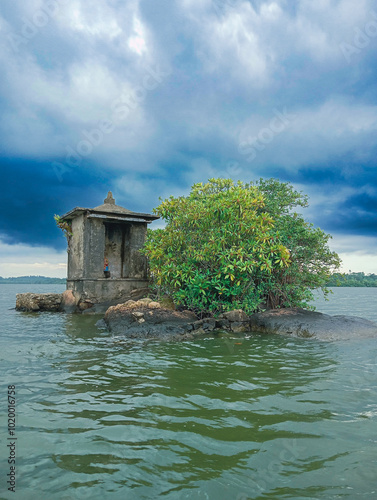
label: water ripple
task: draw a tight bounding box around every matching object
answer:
[1,285,377,499]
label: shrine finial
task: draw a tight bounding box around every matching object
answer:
[104,191,115,205]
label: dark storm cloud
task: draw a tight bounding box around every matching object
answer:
[1,158,112,249]
[328,192,377,233]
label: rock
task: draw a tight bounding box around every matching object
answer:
[220,309,249,322]
[249,307,377,341]
[148,301,161,309]
[132,311,145,323]
[202,318,217,331]
[78,300,94,311]
[82,307,98,315]
[132,311,144,319]
[61,290,78,313]
[192,319,204,330]
[193,327,206,336]
[104,301,198,340]
[215,318,231,330]
[159,297,176,310]
[95,318,108,330]
[217,310,250,332]
[16,293,62,312]
[123,300,137,308]
[230,321,250,333]
[137,298,153,306]
[191,319,216,332]
[130,288,149,301]
[16,294,40,311]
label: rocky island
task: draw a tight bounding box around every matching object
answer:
[101,298,377,342]
[15,291,377,341]
[15,186,377,342]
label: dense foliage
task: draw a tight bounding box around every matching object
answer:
[142,178,341,315]
[326,272,377,287]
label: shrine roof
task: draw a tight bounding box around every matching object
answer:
[60,191,159,223]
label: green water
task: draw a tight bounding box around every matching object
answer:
[1,285,377,499]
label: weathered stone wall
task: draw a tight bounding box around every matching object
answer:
[104,222,126,278]
[122,224,131,278]
[16,293,62,312]
[84,217,106,279]
[67,214,85,280]
[66,278,149,305]
[129,224,148,279]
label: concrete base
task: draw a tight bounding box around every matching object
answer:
[67,278,149,305]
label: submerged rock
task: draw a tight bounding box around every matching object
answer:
[104,300,198,340]
[249,307,377,341]
[61,290,78,313]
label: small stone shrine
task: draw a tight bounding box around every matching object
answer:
[60,192,159,305]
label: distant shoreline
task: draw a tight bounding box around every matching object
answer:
[326,272,377,287]
[0,272,376,287]
[0,276,66,284]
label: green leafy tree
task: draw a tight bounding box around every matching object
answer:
[142,178,341,315]
[253,178,341,307]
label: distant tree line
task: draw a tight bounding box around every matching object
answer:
[326,272,377,287]
[0,276,66,284]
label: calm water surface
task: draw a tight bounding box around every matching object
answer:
[1,285,376,499]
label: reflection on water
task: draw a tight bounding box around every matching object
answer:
[0,285,376,499]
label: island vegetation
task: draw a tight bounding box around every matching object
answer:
[0,276,66,284]
[142,178,341,316]
[326,272,377,287]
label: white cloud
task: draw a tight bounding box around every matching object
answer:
[330,235,377,274]
[116,171,190,210]
[0,53,165,160]
[0,0,164,160]
[184,0,375,89]
[0,238,67,278]
[59,0,153,58]
[128,16,148,55]
[59,0,123,39]
[237,98,377,170]
[193,2,271,86]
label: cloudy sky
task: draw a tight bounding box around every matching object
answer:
[1,0,376,277]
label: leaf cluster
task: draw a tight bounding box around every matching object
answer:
[142,178,341,316]
[54,215,73,240]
